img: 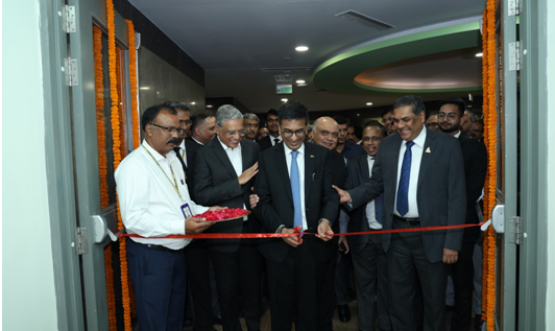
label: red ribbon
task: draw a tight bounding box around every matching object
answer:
[117,222,484,240]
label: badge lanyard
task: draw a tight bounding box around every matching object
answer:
[143,146,183,202]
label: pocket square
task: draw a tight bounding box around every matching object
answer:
[425,147,431,153]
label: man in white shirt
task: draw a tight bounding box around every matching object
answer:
[116,104,223,331]
[334,95,466,331]
[344,121,391,331]
[193,105,261,331]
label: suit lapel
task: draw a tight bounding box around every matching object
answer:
[273,144,293,203]
[417,130,437,190]
[241,141,249,172]
[304,144,314,202]
[212,139,237,176]
[387,135,402,195]
[360,155,370,181]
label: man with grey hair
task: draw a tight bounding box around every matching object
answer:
[243,113,260,142]
[460,109,476,137]
[194,104,262,331]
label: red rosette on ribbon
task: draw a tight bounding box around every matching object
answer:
[193,208,251,222]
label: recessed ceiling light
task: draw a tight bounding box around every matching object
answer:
[281,98,288,102]
[296,80,306,84]
[206,105,213,108]
[295,46,309,52]
[366,102,373,106]
[191,102,196,105]
[475,53,483,57]
[139,86,150,90]
[357,114,360,116]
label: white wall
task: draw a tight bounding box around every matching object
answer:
[546,0,555,328]
[2,0,59,329]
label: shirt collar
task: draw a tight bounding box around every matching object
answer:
[143,140,173,162]
[192,137,204,145]
[217,136,241,152]
[179,140,186,150]
[269,134,281,141]
[367,154,374,161]
[406,125,427,147]
[454,130,461,138]
[283,141,304,157]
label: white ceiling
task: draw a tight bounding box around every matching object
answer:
[129,0,486,112]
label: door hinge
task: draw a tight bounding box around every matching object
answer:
[508,0,521,16]
[509,41,521,71]
[75,227,89,255]
[64,58,79,86]
[508,216,523,245]
[62,5,76,33]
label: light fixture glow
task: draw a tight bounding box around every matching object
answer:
[295,46,309,52]
[139,86,150,90]
[475,52,483,57]
[366,102,373,106]
[191,102,196,105]
[296,80,306,84]
[206,105,213,108]
[281,98,288,102]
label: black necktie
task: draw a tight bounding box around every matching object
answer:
[274,138,280,145]
[173,147,188,175]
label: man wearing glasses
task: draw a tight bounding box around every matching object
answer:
[253,101,338,331]
[116,104,223,331]
[193,105,262,331]
[334,95,466,331]
[381,109,396,136]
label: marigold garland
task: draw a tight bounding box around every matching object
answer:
[106,1,132,330]
[481,0,498,330]
[126,19,140,149]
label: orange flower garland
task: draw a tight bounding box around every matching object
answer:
[126,19,140,149]
[106,0,132,330]
[93,25,118,331]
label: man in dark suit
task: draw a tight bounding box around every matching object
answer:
[311,116,347,331]
[438,97,487,331]
[194,105,261,331]
[334,95,466,331]
[184,111,219,331]
[257,109,281,151]
[253,101,338,331]
[345,121,391,331]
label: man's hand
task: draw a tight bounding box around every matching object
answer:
[249,188,260,209]
[316,219,334,242]
[443,247,459,264]
[281,228,303,248]
[338,235,350,254]
[238,162,259,185]
[185,217,213,234]
[332,185,352,204]
[208,206,227,211]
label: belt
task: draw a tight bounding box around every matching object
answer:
[393,215,420,225]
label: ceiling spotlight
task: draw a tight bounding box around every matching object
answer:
[366,102,373,106]
[357,114,360,116]
[281,98,288,102]
[139,86,150,90]
[295,46,309,52]
[475,53,483,57]
[206,105,213,108]
[296,80,306,84]
[191,102,196,105]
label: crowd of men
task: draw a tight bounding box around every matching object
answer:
[115,94,487,331]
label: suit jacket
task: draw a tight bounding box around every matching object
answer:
[193,138,260,252]
[324,150,347,259]
[174,138,203,200]
[458,135,487,241]
[257,135,277,152]
[348,128,466,263]
[340,141,365,160]
[253,142,339,263]
[345,154,385,255]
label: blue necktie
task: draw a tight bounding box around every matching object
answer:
[290,151,303,231]
[397,141,415,216]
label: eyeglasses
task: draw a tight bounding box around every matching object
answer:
[224,129,246,137]
[282,128,306,138]
[437,113,458,119]
[362,136,382,143]
[318,130,339,139]
[150,123,184,135]
[179,119,192,126]
[244,123,259,129]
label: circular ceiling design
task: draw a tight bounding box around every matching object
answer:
[313,22,483,95]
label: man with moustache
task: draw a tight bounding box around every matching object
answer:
[381,109,396,136]
[258,109,281,151]
[347,124,363,144]
[438,97,487,331]
[190,112,218,146]
[333,95,466,331]
[194,105,261,331]
[243,113,260,142]
[253,101,338,331]
[460,110,476,137]
[257,127,269,140]
[470,120,484,142]
[333,116,365,160]
[311,117,347,331]
[426,111,440,131]
[345,121,391,331]
[115,104,224,331]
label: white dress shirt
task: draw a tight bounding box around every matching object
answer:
[283,143,308,231]
[218,137,247,213]
[365,156,382,229]
[393,126,427,218]
[177,140,187,167]
[115,140,209,250]
[269,134,282,146]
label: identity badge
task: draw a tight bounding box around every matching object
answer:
[181,203,193,219]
